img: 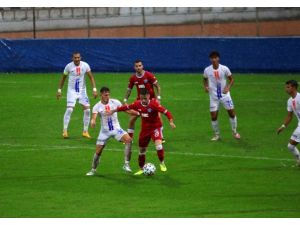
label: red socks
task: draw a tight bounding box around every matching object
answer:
[157,149,164,162]
[138,154,145,168]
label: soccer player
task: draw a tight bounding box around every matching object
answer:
[203,51,240,141]
[277,80,300,166]
[123,59,162,170]
[86,87,136,176]
[108,88,176,175]
[57,52,98,139]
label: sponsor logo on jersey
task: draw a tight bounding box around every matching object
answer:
[141,113,149,117]
[134,82,139,84]
[138,84,145,88]
[147,108,152,113]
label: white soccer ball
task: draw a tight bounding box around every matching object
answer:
[143,163,156,176]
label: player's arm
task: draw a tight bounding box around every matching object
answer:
[223,75,234,94]
[155,103,176,129]
[90,112,98,128]
[107,103,137,116]
[124,88,132,104]
[153,81,161,101]
[277,111,293,134]
[203,78,209,93]
[86,71,98,99]
[57,73,67,100]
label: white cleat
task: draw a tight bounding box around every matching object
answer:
[86,169,96,176]
[233,133,241,140]
[123,164,132,173]
[211,135,220,141]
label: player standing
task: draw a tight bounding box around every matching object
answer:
[203,51,240,141]
[277,80,300,166]
[122,59,162,171]
[57,52,97,139]
[108,88,176,175]
[86,87,135,176]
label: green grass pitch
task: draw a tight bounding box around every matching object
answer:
[1,73,300,218]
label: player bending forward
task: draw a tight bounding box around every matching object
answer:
[108,88,176,175]
[203,51,240,141]
[86,87,136,176]
[57,52,98,139]
[277,80,300,166]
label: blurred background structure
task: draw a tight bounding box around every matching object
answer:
[0,7,299,39]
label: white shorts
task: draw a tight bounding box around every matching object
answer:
[67,90,90,107]
[209,95,234,112]
[291,126,300,143]
[96,128,127,146]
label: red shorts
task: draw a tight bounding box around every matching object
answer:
[139,127,162,148]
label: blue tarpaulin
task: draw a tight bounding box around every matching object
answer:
[0,37,299,73]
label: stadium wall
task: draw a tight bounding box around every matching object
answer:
[0,37,299,73]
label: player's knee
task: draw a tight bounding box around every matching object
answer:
[125,136,132,144]
[156,144,163,151]
[288,143,296,151]
[66,107,74,113]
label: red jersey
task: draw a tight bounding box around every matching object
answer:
[117,99,172,130]
[127,71,157,99]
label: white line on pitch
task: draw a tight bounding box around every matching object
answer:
[0,143,294,162]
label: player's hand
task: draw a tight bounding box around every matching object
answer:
[277,126,285,135]
[204,86,210,93]
[223,86,230,94]
[91,119,96,128]
[56,92,62,100]
[169,121,176,129]
[93,91,98,99]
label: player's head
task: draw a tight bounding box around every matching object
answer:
[285,80,298,95]
[134,59,144,74]
[100,86,110,103]
[209,50,220,66]
[139,88,150,105]
[72,52,81,66]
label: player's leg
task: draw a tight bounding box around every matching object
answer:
[115,129,133,172]
[134,132,151,175]
[127,114,138,138]
[222,96,240,139]
[86,131,109,175]
[86,144,105,176]
[63,92,77,138]
[288,127,300,166]
[151,128,167,172]
[210,98,221,141]
[79,93,91,138]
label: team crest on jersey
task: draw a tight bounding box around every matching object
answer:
[147,108,152,113]
[144,79,148,83]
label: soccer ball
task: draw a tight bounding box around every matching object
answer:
[143,163,156,176]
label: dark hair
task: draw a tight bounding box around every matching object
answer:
[286,80,298,89]
[134,59,143,64]
[100,86,110,93]
[209,51,220,58]
[72,51,81,56]
[139,88,149,95]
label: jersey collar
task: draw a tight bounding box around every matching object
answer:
[135,71,145,78]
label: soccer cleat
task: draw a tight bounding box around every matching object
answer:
[233,133,241,140]
[211,135,220,141]
[63,130,69,139]
[162,138,166,144]
[86,169,96,176]
[160,163,167,172]
[82,131,91,139]
[134,169,144,176]
[123,164,132,173]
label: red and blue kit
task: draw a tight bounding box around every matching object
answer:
[127,71,158,100]
[117,99,173,147]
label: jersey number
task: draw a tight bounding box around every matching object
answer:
[75,79,80,93]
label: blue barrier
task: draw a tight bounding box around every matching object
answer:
[0,37,299,73]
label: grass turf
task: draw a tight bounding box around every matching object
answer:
[1,73,300,218]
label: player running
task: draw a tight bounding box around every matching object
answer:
[277,80,300,166]
[122,59,162,171]
[57,52,98,139]
[86,87,136,176]
[108,88,176,175]
[203,51,240,141]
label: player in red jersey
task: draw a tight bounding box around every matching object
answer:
[122,59,163,172]
[108,88,175,175]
